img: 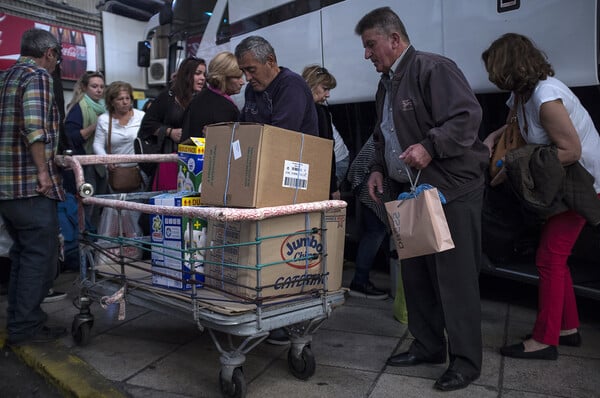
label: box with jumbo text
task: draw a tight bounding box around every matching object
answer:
[177,137,205,193]
[149,192,207,290]
[201,123,332,208]
[204,208,346,299]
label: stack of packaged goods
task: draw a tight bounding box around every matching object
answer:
[199,123,346,301]
[149,138,207,290]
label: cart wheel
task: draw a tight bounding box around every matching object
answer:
[219,367,246,398]
[72,321,92,346]
[287,345,316,380]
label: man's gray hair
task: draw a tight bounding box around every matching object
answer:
[234,35,276,64]
[355,7,410,43]
[21,28,60,58]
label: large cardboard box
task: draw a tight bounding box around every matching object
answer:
[204,208,346,299]
[202,123,332,208]
[177,137,205,193]
[149,192,207,290]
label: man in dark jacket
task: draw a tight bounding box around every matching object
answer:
[235,35,318,136]
[355,7,488,392]
[235,35,319,345]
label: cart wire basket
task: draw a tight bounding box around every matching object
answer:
[57,153,347,398]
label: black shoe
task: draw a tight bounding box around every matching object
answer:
[265,328,290,345]
[434,369,478,391]
[8,325,67,346]
[42,288,67,303]
[0,282,8,296]
[386,351,446,367]
[500,342,558,360]
[523,332,582,347]
[349,281,388,300]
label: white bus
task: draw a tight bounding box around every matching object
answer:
[139,0,600,298]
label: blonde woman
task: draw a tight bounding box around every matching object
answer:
[64,71,106,196]
[182,51,244,138]
[301,65,340,198]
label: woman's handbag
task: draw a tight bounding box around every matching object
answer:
[108,165,142,193]
[134,134,163,176]
[106,116,141,193]
[489,99,527,180]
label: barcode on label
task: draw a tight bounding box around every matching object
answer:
[284,177,308,189]
[282,160,309,190]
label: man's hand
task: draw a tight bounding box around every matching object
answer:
[400,143,432,169]
[36,169,52,196]
[367,171,384,203]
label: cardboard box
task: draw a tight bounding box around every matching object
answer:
[204,208,346,299]
[149,192,207,290]
[202,123,332,208]
[177,137,205,192]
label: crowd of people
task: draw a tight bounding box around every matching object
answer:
[1,6,598,393]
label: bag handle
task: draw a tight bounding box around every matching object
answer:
[507,95,528,136]
[520,97,529,136]
[106,115,113,155]
[404,165,422,192]
[400,165,447,204]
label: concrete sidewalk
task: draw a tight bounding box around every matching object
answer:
[1,266,599,398]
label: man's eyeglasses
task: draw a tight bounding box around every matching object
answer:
[53,47,62,65]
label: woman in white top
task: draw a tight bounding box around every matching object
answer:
[482,33,600,360]
[93,81,145,189]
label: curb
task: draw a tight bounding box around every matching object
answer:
[1,332,128,398]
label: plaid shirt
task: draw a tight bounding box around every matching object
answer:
[0,57,64,201]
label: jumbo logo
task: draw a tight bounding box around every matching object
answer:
[280,231,323,269]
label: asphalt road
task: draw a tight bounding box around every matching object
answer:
[0,346,63,398]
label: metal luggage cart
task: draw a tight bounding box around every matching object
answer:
[57,153,347,398]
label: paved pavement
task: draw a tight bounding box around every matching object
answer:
[1,265,599,398]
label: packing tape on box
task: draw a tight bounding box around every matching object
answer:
[222,122,307,206]
[292,133,305,205]
[223,123,239,206]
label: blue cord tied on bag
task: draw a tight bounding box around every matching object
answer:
[397,166,447,204]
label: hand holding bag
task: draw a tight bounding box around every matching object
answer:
[106,116,142,193]
[489,98,527,182]
[384,169,455,259]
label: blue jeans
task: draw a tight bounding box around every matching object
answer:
[352,204,388,285]
[0,196,59,340]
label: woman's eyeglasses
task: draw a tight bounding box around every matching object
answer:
[84,70,104,79]
[316,67,329,76]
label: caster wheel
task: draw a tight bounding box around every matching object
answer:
[219,367,246,398]
[287,345,316,380]
[72,321,92,346]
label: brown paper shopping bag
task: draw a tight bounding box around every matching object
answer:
[385,187,454,260]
